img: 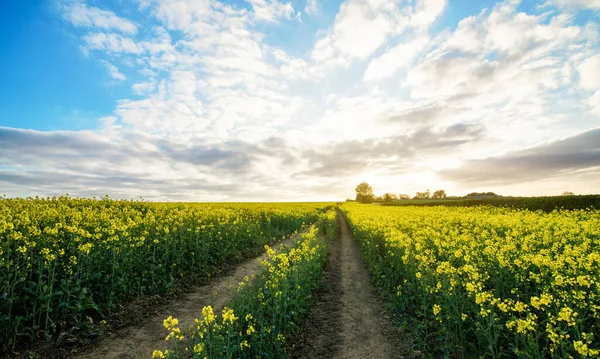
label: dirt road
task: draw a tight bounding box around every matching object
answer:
[77,213,408,359]
[77,235,300,359]
[291,211,407,359]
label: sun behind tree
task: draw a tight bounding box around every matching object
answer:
[355,182,374,204]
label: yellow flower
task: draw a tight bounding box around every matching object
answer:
[202,306,216,324]
[222,307,238,324]
[506,320,516,331]
[163,316,179,330]
[497,302,509,313]
[166,327,184,341]
[465,282,476,293]
[433,304,441,316]
[513,301,527,313]
[77,242,93,255]
[558,307,576,326]
[246,325,256,335]
[193,343,204,354]
[574,341,588,356]
[152,350,165,358]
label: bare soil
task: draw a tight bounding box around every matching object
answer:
[290,211,412,359]
[75,235,300,359]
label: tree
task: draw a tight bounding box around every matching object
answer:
[383,193,397,202]
[562,191,574,196]
[414,189,431,199]
[432,189,447,199]
[466,192,500,198]
[398,194,410,200]
[355,182,374,204]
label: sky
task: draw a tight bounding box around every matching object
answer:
[0,0,599,201]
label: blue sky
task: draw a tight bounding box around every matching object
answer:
[0,1,503,129]
[0,0,599,200]
[0,0,561,131]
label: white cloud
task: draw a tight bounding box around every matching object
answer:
[114,71,207,135]
[406,2,587,109]
[445,16,484,53]
[587,91,600,115]
[305,0,318,15]
[546,0,600,10]
[61,2,138,34]
[272,49,311,78]
[246,0,294,22]
[411,0,447,28]
[578,54,600,114]
[578,54,600,90]
[364,36,429,81]
[139,68,158,77]
[310,0,447,64]
[83,32,145,54]
[331,1,392,59]
[312,0,392,60]
[132,80,156,95]
[100,60,126,81]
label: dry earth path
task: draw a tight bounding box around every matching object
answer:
[291,211,408,359]
[77,234,301,359]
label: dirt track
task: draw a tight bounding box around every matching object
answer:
[77,213,408,359]
[291,211,407,359]
[77,235,299,359]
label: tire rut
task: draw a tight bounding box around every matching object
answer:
[292,211,406,359]
[289,217,343,358]
[76,234,301,359]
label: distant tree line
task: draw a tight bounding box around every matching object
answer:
[351,182,581,206]
[353,183,454,203]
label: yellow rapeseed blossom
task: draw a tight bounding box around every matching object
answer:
[246,325,256,335]
[163,316,179,330]
[574,341,589,356]
[514,301,527,313]
[340,202,600,358]
[165,327,184,341]
[222,307,238,324]
[152,350,165,358]
[193,343,204,354]
[202,306,216,324]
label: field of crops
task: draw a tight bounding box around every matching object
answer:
[155,210,337,358]
[4,196,599,358]
[342,203,600,358]
[0,197,333,352]
[383,194,600,212]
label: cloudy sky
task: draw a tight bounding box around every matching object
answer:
[1,0,599,201]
